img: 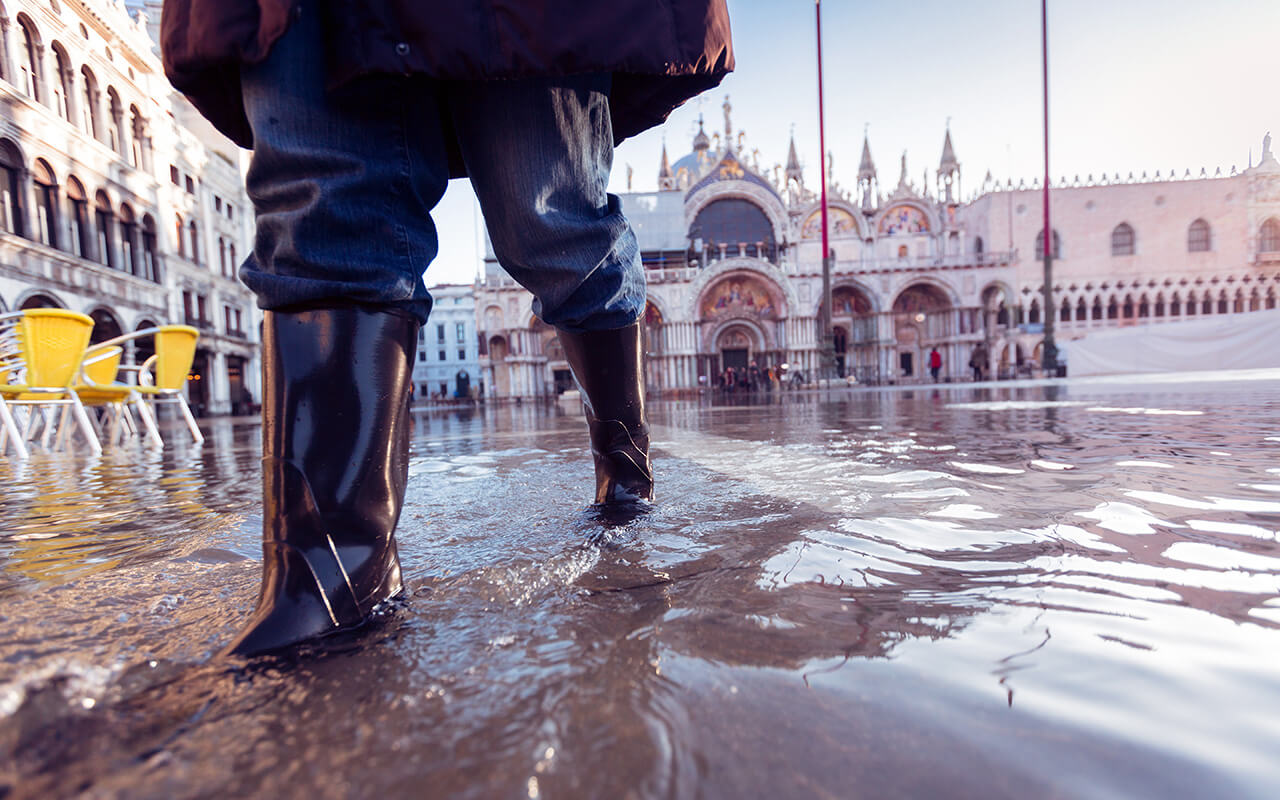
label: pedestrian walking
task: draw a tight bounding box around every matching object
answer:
[160,0,733,656]
[929,347,943,381]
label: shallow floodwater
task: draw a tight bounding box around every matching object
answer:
[2,372,1280,798]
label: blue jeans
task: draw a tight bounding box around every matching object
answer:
[239,2,645,332]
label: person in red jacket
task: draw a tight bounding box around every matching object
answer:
[929,348,943,381]
[160,0,733,657]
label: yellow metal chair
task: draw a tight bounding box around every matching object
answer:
[73,344,164,447]
[0,309,102,457]
[89,325,204,445]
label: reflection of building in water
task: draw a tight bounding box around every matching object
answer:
[476,98,1280,396]
[0,0,259,416]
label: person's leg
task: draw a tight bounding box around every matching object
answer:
[226,2,451,656]
[448,75,652,507]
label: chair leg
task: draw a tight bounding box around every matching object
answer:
[135,397,164,447]
[70,394,103,455]
[0,401,29,459]
[176,397,205,444]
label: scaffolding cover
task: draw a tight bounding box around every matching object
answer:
[1062,309,1280,376]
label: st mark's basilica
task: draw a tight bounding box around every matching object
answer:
[476,98,1280,398]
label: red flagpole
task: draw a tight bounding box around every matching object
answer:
[816,0,834,379]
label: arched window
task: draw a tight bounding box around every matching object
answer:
[1267,288,1277,311]
[1060,298,1070,322]
[1154,294,1164,317]
[1188,218,1211,252]
[51,43,72,122]
[1091,297,1103,320]
[80,66,99,139]
[1122,295,1135,318]
[17,15,42,102]
[1138,295,1149,318]
[1028,298,1041,324]
[974,236,984,258]
[0,139,26,237]
[94,190,115,268]
[129,105,147,169]
[1111,222,1135,256]
[1107,296,1119,320]
[119,203,138,275]
[1261,218,1280,253]
[1233,289,1244,314]
[1033,228,1061,259]
[688,198,777,264]
[66,176,90,258]
[1250,289,1261,312]
[31,159,57,248]
[141,214,159,282]
[106,87,124,156]
[1202,293,1213,315]
[218,236,227,275]
[1076,298,1088,321]
[1217,291,1228,315]
[1186,291,1198,315]
[174,214,185,257]
[188,219,200,264]
[1170,292,1181,316]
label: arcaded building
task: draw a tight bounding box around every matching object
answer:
[475,99,1280,397]
[0,0,259,416]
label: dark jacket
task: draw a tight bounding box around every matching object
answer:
[161,0,733,170]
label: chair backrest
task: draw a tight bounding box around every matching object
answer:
[152,325,199,391]
[0,312,21,385]
[17,309,94,388]
[82,345,123,386]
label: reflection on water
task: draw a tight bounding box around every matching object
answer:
[2,375,1279,798]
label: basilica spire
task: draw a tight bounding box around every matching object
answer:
[692,115,710,153]
[785,127,803,187]
[857,133,877,182]
[658,140,675,190]
[937,124,960,204]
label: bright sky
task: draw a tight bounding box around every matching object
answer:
[427,0,1279,286]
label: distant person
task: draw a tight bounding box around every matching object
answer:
[160,0,733,656]
[929,348,943,381]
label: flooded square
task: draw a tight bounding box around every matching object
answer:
[2,372,1279,799]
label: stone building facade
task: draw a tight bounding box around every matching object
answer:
[0,0,258,416]
[414,283,480,401]
[475,98,1279,396]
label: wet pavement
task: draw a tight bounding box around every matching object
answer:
[2,371,1279,799]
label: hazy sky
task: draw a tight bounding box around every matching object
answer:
[426,0,1279,286]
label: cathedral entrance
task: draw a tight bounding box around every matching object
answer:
[899,351,914,377]
[721,348,749,371]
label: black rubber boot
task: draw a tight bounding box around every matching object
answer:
[557,322,653,507]
[223,305,418,657]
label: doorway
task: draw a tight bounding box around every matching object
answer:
[899,351,914,377]
[721,348,748,371]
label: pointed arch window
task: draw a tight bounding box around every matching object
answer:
[32,159,58,248]
[1060,298,1071,322]
[94,190,115,268]
[1122,295,1135,319]
[1111,223,1135,256]
[1154,294,1165,317]
[1188,218,1211,252]
[1267,288,1277,310]
[1202,293,1213,315]
[1217,291,1228,315]
[1138,295,1150,318]
[1076,298,1088,321]
[974,236,984,259]
[1261,218,1280,253]
[1233,289,1244,314]
[1034,228,1061,259]
[66,176,90,258]
[1091,297,1103,320]
[1028,299,1041,324]
[1107,296,1119,320]
[0,140,26,237]
[1170,292,1181,316]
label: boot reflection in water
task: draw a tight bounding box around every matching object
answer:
[194,0,721,657]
